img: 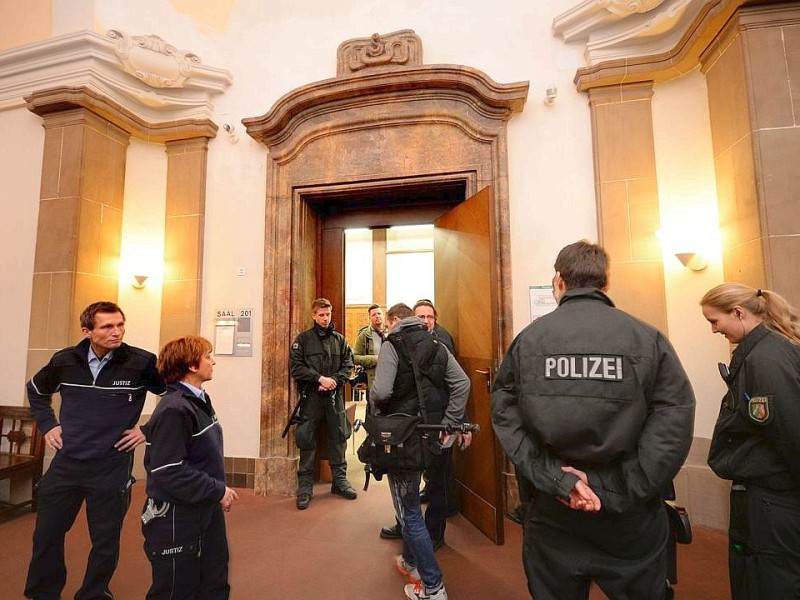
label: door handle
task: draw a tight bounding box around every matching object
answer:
[475,368,492,392]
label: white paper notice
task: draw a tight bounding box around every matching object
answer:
[529,285,558,322]
[214,321,235,355]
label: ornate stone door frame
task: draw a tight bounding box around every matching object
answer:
[243,30,528,494]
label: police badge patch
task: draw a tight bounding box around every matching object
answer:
[747,395,770,424]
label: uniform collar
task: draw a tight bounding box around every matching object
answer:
[76,337,129,363]
[313,322,335,337]
[729,323,771,380]
[558,287,615,308]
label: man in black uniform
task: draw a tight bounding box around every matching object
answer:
[25,301,165,600]
[491,241,695,600]
[289,297,357,510]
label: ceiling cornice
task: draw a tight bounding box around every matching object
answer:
[0,29,232,122]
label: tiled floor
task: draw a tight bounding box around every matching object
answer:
[2,474,730,599]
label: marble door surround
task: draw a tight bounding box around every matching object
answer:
[243,29,529,495]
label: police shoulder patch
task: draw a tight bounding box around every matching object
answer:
[747,395,771,424]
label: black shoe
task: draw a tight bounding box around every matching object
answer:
[296,493,311,510]
[508,505,525,525]
[331,482,357,500]
[380,523,403,539]
[432,538,445,552]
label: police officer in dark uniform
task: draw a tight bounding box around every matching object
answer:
[701,283,800,599]
[491,240,695,600]
[25,301,165,600]
[289,297,357,510]
[141,335,238,600]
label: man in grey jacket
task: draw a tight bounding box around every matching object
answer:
[371,303,470,600]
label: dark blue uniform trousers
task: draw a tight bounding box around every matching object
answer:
[142,501,230,600]
[25,452,134,600]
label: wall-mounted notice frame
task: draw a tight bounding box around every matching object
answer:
[214,308,254,357]
[529,285,557,322]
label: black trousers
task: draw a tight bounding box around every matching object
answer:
[424,447,457,543]
[295,392,351,494]
[523,495,668,600]
[728,485,800,599]
[25,452,134,600]
[142,501,230,600]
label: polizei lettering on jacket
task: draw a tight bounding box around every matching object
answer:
[544,355,624,381]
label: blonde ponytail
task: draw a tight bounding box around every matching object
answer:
[700,283,800,345]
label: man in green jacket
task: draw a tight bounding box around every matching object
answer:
[353,304,386,394]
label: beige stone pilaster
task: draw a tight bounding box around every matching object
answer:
[26,108,129,381]
[160,138,209,345]
[588,82,667,333]
[701,2,800,305]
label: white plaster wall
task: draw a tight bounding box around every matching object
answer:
[0,107,44,405]
[652,69,730,439]
[200,130,265,458]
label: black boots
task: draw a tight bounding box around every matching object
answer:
[331,482,358,500]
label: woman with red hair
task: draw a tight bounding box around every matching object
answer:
[141,336,238,600]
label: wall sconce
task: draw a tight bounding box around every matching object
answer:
[132,274,149,289]
[674,252,708,271]
[544,84,558,106]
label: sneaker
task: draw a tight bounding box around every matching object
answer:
[394,555,420,584]
[380,523,403,539]
[404,582,448,600]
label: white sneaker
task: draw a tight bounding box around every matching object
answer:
[394,555,420,583]
[404,581,448,600]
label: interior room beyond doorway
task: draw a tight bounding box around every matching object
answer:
[343,224,435,345]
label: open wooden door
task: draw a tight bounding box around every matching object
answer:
[434,186,504,545]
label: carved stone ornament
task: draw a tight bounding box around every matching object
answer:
[599,0,666,17]
[553,0,705,64]
[337,29,422,76]
[108,29,200,88]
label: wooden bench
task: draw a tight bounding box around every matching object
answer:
[0,406,45,514]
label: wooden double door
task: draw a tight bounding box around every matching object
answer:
[318,186,505,545]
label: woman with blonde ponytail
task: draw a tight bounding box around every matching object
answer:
[700,283,800,599]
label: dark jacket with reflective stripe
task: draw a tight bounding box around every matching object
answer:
[142,383,226,504]
[27,338,164,459]
[708,324,800,490]
[491,287,696,514]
